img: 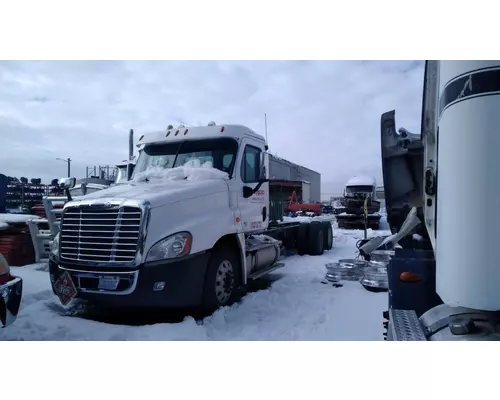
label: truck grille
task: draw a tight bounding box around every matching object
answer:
[59,206,142,263]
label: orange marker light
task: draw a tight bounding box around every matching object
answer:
[182,234,192,256]
[236,217,241,223]
[400,272,422,283]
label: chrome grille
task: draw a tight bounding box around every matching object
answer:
[59,206,142,263]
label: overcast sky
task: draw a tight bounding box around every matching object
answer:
[0,60,424,196]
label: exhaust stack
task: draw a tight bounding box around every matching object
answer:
[129,129,134,161]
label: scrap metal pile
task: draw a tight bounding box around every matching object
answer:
[324,207,422,293]
[324,249,393,292]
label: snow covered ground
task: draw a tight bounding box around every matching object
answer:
[1,219,391,341]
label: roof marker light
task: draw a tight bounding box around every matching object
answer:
[221,126,225,132]
[139,135,144,141]
[184,129,188,135]
[166,131,170,137]
[175,130,179,136]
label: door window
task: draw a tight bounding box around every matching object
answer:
[240,145,261,183]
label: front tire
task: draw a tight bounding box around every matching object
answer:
[201,244,241,314]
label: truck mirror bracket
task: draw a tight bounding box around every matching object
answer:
[243,179,269,199]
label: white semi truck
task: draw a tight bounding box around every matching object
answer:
[48,123,333,313]
[382,60,500,340]
[336,176,381,229]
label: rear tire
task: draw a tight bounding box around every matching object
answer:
[296,224,309,255]
[322,222,333,251]
[201,244,241,314]
[307,222,324,256]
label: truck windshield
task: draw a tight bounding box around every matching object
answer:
[133,138,239,176]
[346,185,373,194]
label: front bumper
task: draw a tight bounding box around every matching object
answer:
[1,276,23,328]
[49,252,210,309]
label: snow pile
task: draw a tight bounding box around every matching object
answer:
[0,213,41,224]
[133,159,229,183]
[281,214,335,224]
[0,221,9,230]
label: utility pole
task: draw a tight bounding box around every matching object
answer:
[56,157,72,177]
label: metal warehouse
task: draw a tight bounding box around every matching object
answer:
[268,154,321,203]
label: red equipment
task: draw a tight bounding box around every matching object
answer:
[287,190,321,214]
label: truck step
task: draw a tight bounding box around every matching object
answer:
[248,262,285,280]
[388,309,427,341]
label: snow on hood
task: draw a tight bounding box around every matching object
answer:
[346,175,376,187]
[74,160,229,208]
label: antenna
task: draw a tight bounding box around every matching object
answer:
[264,113,268,142]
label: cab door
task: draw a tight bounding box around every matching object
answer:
[236,139,269,234]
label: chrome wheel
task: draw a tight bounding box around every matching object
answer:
[215,260,234,304]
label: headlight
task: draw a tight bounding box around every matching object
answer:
[51,233,60,256]
[146,232,192,263]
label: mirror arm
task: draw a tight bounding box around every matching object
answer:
[253,179,268,193]
[243,179,269,199]
[65,188,72,202]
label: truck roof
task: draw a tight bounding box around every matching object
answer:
[346,175,376,187]
[137,124,266,147]
[115,160,136,168]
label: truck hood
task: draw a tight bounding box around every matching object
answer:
[72,178,229,208]
[380,110,424,232]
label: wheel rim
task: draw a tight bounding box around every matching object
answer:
[215,260,234,304]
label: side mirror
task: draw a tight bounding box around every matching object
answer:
[259,152,269,181]
[243,186,254,198]
[242,151,269,199]
[127,163,135,180]
[59,177,76,202]
[59,177,76,189]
